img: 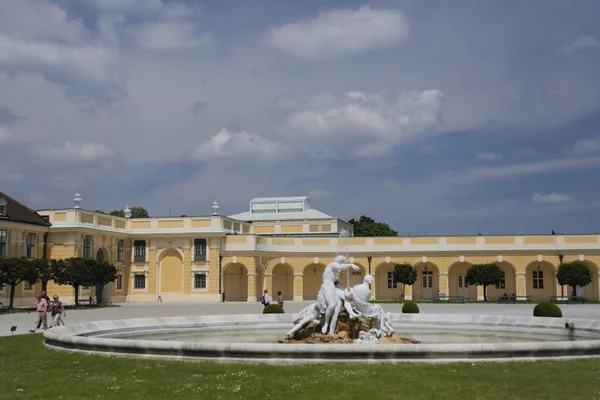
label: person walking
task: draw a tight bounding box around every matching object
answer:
[261,290,270,307]
[51,295,66,327]
[277,291,284,309]
[30,294,48,333]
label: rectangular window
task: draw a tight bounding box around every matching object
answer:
[134,240,146,262]
[387,271,397,289]
[134,274,146,289]
[0,230,6,257]
[458,276,463,288]
[194,239,207,262]
[83,235,93,258]
[117,240,124,262]
[116,275,123,290]
[495,272,506,289]
[25,233,36,258]
[24,281,33,291]
[194,273,207,289]
[533,270,544,289]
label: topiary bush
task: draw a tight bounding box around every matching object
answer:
[402,301,419,314]
[263,304,284,314]
[533,301,562,318]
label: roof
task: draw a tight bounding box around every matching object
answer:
[228,208,333,221]
[0,191,51,227]
[250,196,309,203]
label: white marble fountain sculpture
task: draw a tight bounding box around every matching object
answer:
[286,255,395,343]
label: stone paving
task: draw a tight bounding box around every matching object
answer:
[1,301,599,337]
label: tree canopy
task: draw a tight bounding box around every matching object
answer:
[393,263,417,299]
[109,206,149,218]
[347,215,398,237]
[465,263,504,302]
[0,257,38,308]
[557,261,591,297]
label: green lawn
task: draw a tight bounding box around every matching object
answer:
[1,334,600,400]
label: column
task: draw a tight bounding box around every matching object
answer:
[438,273,449,298]
[371,277,377,300]
[293,275,303,301]
[515,273,526,297]
[265,274,273,297]
[247,274,257,302]
[477,286,484,301]
[404,284,413,301]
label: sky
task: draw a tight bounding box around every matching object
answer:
[1,0,599,235]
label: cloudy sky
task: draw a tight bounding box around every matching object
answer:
[1,0,599,235]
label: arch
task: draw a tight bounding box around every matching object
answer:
[302,263,326,300]
[348,263,366,288]
[525,260,557,299]
[159,249,183,297]
[272,263,294,301]
[157,247,185,263]
[373,262,401,300]
[412,262,440,300]
[486,261,517,300]
[568,260,599,301]
[223,262,248,302]
[448,261,477,300]
[95,247,110,263]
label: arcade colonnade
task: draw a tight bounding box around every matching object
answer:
[220,254,600,302]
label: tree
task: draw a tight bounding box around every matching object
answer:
[89,261,118,304]
[393,263,417,299]
[30,258,57,293]
[465,263,504,302]
[347,215,398,237]
[557,261,591,297]
[0,257,37,308]
[110,206,149,218]
[52,257,95,305]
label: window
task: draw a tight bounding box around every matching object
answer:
[194,273,207,289]
[116,275,123,290]
[495,272,506,289]
[0,230,6,257]
[134,240,146,262]
[25,233,36,258]
[134,274,146,289]
[533,270,544,289]
[82,235,93,258]
[117,240,124,262]
[387,271,397,289]
[422,271,433,288]
[194,239,207,262]
[0,204,5,216]
[24,281,33,290]
[458,276,468,288]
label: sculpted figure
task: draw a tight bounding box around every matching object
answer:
[348,275,395,335]
[317,255,361,335]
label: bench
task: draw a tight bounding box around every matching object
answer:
[550,296,585,304]
[76,297,95,307]
[433,295,465,303]
[498,296,531,303]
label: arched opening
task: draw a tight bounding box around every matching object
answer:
[448,262,477,300]
[374,262,401,300]
[348,263,366,288]
[570,260,599,300]
[272,264,294,301]
[303,263,326,300]
[223,263,248,302]
[526,261,556,300]
[486,262,517,300]
[412,262,440,300]
[159,250,183,300]
[96,248,105,262]
[95,248,111,303]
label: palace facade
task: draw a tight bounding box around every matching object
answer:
[1,191,599,306]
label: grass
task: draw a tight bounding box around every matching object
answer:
[0,303,121,315]
[2,335,600,400]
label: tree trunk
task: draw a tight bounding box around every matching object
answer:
[483,285,487,302]
[74,285,79,305]
[9,284,16,308]
[571,285,577,297]
[96,283,103,304]
[42,279,48,293]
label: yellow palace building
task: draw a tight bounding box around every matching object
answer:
[1,191,599,306]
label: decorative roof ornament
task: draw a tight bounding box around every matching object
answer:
[124,205,132,219]
[212,201,220,216]
[73,193,82,209]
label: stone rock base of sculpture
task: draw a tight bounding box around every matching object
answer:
[279,310,420,345]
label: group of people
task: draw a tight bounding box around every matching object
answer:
[30,290,66,333]
[261,289,284,308]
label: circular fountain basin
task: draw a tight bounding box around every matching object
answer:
[43,313,600,364]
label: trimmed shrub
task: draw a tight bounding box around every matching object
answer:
[533,301,562,318]
[263,304,284,314]
[402,302,419,314]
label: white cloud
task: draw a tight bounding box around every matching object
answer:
[31,141,118,164]
[532,192,574,204]
[132,21,213,51]
[0,126,14,142]
[265,6,409,59]
[561,36,600,55]
[89,0,163,13]
[287,89,444,157]
[573,138,600,155]
[191,128,289,162]
[476,152,503,160]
